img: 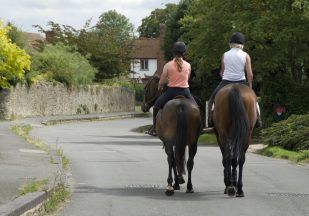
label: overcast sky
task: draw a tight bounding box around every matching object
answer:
[0,0,179,33]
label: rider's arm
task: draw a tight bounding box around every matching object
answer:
[158,64,168,90]
[245,54,253,89]
[220,54,225,77]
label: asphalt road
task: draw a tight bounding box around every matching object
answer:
[30,117,309,216]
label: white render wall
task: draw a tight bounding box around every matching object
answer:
[131,59,157,78]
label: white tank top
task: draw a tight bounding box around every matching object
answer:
[222,48,247,81]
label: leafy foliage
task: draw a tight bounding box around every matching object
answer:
[35,10,134,81]
[138,4,177,38]
[6,22,26,48]
[0,20,30,89]
[262,114,309,151]
[161,0,309,125]
[30,43,96,86]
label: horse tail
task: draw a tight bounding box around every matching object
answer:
[175,103,187,175]
[228,87,249,161]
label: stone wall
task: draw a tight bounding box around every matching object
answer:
[0,83,135,119]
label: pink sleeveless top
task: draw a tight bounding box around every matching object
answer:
[161,59,191,88]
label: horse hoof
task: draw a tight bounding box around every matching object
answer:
[186,188,194,193]
[227,186,236,197]
[236,191,244,197]
[165,189,174,196]
[165,185,174,196]
[224,187,228,194]
[177,176,185,184]
[173,184,180,190]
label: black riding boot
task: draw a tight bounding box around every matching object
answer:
[148,107,159,136]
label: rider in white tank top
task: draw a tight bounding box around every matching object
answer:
[222,48,247,81]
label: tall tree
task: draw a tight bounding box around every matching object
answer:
[137,4,177,38]
[34,10,134,81]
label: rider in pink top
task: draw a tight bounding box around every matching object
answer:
[161,59,191,88]
[147,41,197,136]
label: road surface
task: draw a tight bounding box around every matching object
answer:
[31,117,309,216]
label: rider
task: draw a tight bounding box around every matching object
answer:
[147,41,197,136]
[207,32,262,128]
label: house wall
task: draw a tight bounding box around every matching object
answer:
[0,83,135,119]
[130,59,157,78]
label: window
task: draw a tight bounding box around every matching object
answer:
[140,59,149,70]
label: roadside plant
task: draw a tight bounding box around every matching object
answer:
[0,20,31,89]
[29,43,96,86]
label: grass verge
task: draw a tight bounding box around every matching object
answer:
[198,134,217,145]
[20,179,49,195]
[258,146,309,164]
[11,124,45,150]
[11,124,71,215]
[41,184,70,215]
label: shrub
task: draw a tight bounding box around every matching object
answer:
[262,114,309,151]
[133,83,144,102]
[30,43,96,86]
[260,73,309,127]
[0,20,31,89]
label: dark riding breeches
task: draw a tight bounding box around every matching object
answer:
[154,87,197,109]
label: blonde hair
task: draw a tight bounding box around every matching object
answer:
[229,43,244,49]
[174,56,183,72]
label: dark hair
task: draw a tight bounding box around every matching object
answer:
[230,32,245,44]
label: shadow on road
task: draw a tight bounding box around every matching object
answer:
[73,185,229,201]
[62,140,162,146]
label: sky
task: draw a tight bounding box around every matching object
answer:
[0,0,179,33]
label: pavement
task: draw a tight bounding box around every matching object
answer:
[0,112,149,216]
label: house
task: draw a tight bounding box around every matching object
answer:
[130,25,165,82]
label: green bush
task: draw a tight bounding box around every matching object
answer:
[262,114,309,151]
[133,83,145,102]
[29,43,96,86]
[101,77,144,102]
[260,74,309,127]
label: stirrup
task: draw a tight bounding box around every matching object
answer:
[146,126,157,136]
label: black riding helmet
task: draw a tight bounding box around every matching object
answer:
[172,41,187,56]
[229,32,245,44]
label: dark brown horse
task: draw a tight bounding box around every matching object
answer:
[141,75,202,196]
[213,83,257,197]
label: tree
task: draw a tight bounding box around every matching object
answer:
[0,21,30,89]
[34,10,134,81]
[163,0,192,61]
[6,22,26,48]
[137,4,177,38]
[170,0,309,124]
[90,10,134,80]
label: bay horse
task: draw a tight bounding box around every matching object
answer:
[141,75,202,196]
[213,83,257,197]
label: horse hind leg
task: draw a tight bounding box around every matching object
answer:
[236,154,246,197]
[186,144,197,193]
[165,143,175,196]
